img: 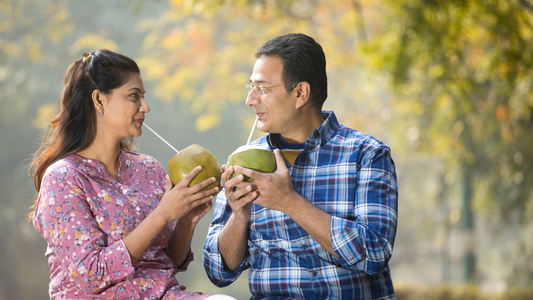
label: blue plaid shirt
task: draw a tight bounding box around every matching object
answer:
[203,111,398,300]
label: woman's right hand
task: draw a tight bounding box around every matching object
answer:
[156,166,219,225]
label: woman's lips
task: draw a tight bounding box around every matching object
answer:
[136,119,144,125]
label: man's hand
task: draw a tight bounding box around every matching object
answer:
[221,164,257,222]
[232,149,297,214]
[232,149,338,258]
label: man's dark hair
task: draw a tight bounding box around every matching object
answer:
[256,33,328,110]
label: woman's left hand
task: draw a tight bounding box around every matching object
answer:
[181,196,213,225]
[180,181,222,225]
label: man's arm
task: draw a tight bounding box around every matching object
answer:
[217,211,251,270]
[203,166,257,286]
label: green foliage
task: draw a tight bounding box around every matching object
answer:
[366,0,533,223]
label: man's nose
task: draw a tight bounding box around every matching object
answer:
[246,90,260,107]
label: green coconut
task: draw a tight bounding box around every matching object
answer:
[167,144,221,192]
[228,145,277,182]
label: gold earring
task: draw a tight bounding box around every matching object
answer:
[100,108,104,115]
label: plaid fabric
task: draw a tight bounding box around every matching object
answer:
[203,111,398,300]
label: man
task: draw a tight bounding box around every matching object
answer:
[203,33,398,300]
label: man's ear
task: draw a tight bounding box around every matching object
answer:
[294,82,311,109]
[91,89,107,114]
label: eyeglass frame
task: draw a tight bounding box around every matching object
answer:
[245,83,297,96]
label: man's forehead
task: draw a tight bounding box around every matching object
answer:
[250,56,283,84]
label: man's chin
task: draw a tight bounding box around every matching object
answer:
[257,125,271,134]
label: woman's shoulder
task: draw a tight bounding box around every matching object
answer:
[38,155,90,199]
[121,152,163,167]
[120,152,167,180]
[43,154,85,179]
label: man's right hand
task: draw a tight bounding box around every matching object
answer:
[221,164,257,222]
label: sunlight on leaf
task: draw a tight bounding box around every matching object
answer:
[32,103,56,129]
[69,33,119,54]
[195,111,220,131]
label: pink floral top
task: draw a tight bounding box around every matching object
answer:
[32,152,211,300]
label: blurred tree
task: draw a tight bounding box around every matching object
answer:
[0,1,74,298]
[0,0,170,298]
[364,0,533,285]
[135,0,375,131]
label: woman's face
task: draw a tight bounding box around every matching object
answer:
[101,73,149,140]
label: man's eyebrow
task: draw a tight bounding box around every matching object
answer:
[249,79,268,85]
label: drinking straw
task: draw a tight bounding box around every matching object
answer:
[246,116,259,145]
[143,123,180,153]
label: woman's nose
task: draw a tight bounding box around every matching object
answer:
[140,98,150,113]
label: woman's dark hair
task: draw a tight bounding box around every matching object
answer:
[255,33,328,110]
[29,49,140,216]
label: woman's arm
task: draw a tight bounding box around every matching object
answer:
[167,197,214,268]
[124,171,218,265]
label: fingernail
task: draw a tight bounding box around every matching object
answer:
[246,186,251,191]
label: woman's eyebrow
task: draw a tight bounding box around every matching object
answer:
[127,87,143,93]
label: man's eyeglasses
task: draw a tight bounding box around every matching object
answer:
[245,84,284,96]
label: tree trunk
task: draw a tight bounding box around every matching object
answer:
[460,164,476,283]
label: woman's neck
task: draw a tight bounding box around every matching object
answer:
[76,138,122,180]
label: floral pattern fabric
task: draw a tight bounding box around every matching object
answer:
[33,152,210,300]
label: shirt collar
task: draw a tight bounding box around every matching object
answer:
[69,151,127,177]
[267,110,339,151]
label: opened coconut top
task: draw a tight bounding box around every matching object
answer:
[231,145,272,155]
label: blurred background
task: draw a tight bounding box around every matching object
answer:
[1,0,532,299]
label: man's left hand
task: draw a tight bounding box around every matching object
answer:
[232,149,298,213]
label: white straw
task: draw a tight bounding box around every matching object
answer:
[143,123,180,153]
[246,116,258,145]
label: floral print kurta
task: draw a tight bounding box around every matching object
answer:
[32,152,211,300]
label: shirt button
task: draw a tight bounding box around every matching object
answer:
[136,207,140,211]
[302,244,308,249]
[292,183,297,189]
[312,271,318,277]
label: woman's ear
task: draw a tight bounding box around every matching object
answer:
[294,82,311,109]
[91,90,107,115]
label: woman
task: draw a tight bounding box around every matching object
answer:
[30,49,234,300]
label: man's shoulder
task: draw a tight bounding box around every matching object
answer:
[332,124,390,151]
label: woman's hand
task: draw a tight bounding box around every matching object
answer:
[181,181,222,225]
[155,166,220,225]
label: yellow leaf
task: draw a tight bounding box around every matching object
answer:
[70,33,119,54]
[195,112,220,132]
[32,104,56,129]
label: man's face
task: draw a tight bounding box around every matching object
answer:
[246,56,296,134]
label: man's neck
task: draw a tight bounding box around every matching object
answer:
[279,110,325,144]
